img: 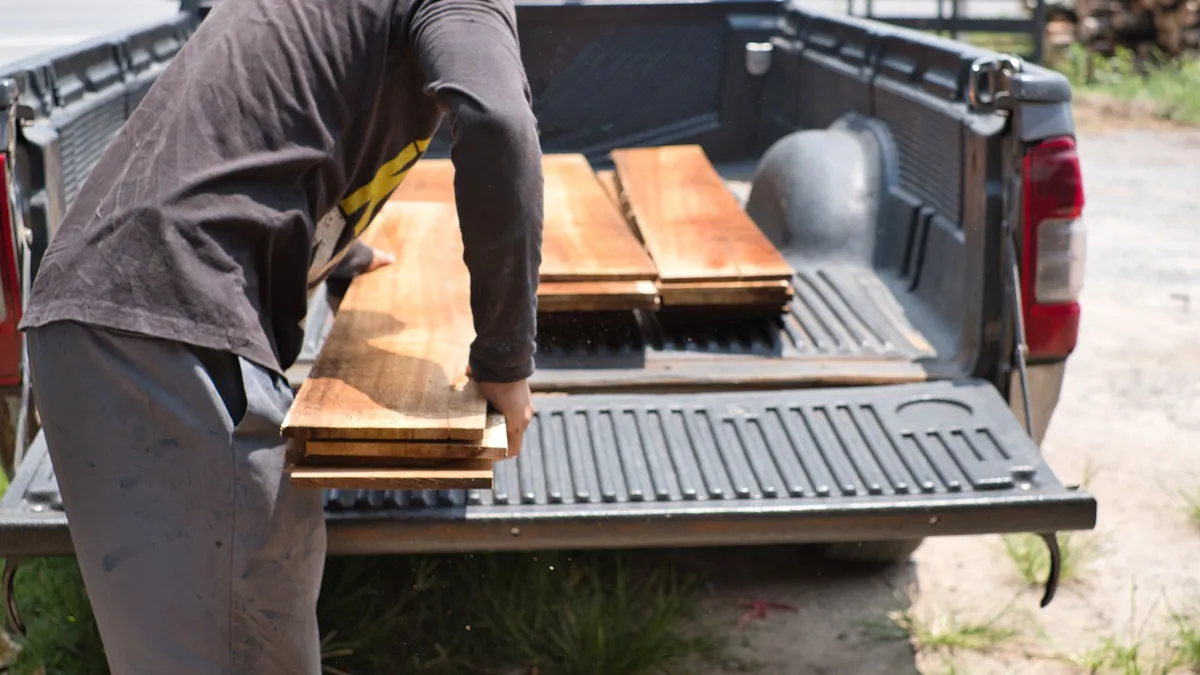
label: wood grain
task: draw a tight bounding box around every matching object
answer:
[390,156,657,283]
[389,159,456,203]
[611,145,794,284]
[388,155,659,313]
[538,280,659,312]
[282,200,487,442]
[540,154,658,282]
[289,459,494,490]
[302,413,509,460]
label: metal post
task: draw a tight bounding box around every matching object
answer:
[1032,0,1047,63]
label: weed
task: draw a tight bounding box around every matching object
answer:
[4,551,715,675]
[461,550,715,675]
[862,593,1027,668]
[1002,531,1100,587]
[1179,487,1200,528]
[1060,585,1190,675]
[1054,45,1200,125]
[1169,609,1200,671]
[1067,635,1178,674]
[888,607,1020,656]
[4,557,107,675]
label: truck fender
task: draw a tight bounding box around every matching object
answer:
[745,114,897,265]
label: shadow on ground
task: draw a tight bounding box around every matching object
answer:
[653,544,921,675]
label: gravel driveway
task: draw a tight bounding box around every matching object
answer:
[687,125,1200,674]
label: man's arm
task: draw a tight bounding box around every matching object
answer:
[410,0,543,385]
[409,0,543,453]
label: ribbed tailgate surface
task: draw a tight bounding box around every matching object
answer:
[0,380,1095,557]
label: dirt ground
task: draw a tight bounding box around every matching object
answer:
[688,118,1200,674]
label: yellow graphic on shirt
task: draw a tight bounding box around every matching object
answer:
[341,137,432,234]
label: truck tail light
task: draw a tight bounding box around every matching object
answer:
[1021,136,1085,361]
[0,153,23,385]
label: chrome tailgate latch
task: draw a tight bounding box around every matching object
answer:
[968,55,1023,114]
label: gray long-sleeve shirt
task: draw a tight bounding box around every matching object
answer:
[20,0,544,383]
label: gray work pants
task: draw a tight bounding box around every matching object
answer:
[26,320,326,675]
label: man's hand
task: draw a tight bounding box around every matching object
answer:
[471,370,534,457]
[363,245,395,273]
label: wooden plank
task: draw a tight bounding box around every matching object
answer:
[390,156,657,283]
[538,280,659,313]
[290,459,494,490]
[611,145,794,284]
[302,413,509,460]
[389,159,456,203]
[541,154,657,282]
[282,200,488,442]
[658,279,794,308]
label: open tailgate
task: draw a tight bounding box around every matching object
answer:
[0,379,1095,558]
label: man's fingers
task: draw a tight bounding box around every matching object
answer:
[506,420,525,457]
[366,248,395,272]
[504,405,533,457]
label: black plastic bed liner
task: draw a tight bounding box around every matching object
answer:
[287,264,939,394]
[0,379,1095,558]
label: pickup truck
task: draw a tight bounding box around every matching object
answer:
[0,0,1095,627]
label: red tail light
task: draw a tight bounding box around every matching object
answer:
[1021,136,1086,361]
[0,153,23,385]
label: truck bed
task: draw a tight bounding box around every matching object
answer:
[288,172,941,394]
[0,0,1095,570]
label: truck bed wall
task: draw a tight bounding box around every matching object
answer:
[2,13,197,275]
[758,7,1013,379]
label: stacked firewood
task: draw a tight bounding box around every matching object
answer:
[1047,0,1200,58]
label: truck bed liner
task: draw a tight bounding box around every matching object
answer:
[289,263,938,394]
[0,380,1095,557]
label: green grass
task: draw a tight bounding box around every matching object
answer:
[1058,588,1200,675]
[1179,486,1200,528]
[861,595,1027,675]
[885,607,1021,655]
[960,31,1035,57]
[1053,45,1200,125]
[1002,531,1100,588]
[3,551,717,675]
[1067,635,1181,675]
[1169,610,1200,672]
[3,557,107,675]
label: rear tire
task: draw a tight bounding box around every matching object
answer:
[818,539,924,565]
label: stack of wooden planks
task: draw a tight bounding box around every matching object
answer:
[284,145,798,489]
[393,154,660,314]
[282,201,505,490]
[609,145,795,312]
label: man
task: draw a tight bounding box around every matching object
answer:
[16,0,543,671]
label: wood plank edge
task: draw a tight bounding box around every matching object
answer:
[288,460,494,490]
